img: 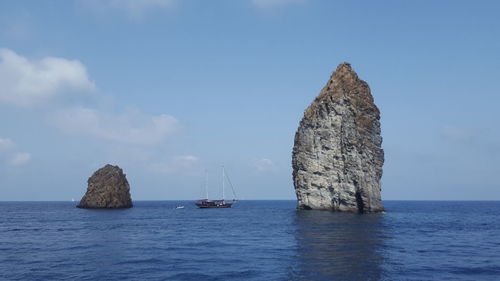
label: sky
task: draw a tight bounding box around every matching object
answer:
[0,0,499,201]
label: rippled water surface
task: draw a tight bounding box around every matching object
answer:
[1,201,499,280]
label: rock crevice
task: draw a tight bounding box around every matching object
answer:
[292,63,384,213]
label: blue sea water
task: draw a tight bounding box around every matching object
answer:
[1,201,499,280]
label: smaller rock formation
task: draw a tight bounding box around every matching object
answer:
[77,164,133,209]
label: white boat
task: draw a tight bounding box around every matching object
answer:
[175,206,185,209]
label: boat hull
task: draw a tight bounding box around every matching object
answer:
[195,200,234,208]
[196,204,232,208]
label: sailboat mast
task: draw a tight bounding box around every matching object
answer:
[205,169,209,200]
[222,166,225,201]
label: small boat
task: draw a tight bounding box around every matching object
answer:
[196,166,237,208]
[175,206,185,209]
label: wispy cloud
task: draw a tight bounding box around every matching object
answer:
[0,137,31,166]
[48,107,180,146]
[110,0,175,18]
[149,155,201,174]
[252,0,305,9]
[254,158,276,172]
[0,48,95,108]
[0,138,15,151]
[79,0,176,20]
[10,152,31,166]
[440,126,478,144]
[439,125,500,155]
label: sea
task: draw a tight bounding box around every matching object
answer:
[1,201,499,281]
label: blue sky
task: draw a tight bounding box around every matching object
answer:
[0,0,499,201]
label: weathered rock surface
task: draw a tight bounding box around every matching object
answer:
[292,63,384,213]
[77,164,133,209]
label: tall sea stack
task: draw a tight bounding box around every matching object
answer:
[77,164,133,209]
[292,63,384,213]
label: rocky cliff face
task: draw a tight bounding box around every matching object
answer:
[77,164,133,209]
[292,63,384,213]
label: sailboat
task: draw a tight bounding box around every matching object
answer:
[196,166,237,208]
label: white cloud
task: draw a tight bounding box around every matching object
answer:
[0,137,31,166]
[10,152,31,166]
[0,138,15,151]
[0,48,184,170]
[149,155,200,174]
[49,107,180,146]
[0,48,182,147]
[254,158,275,172]
[0,48,95,107]
[252,0,305,8]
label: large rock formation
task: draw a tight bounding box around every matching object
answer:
[292,63,384,213]
[77,164,133,209]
